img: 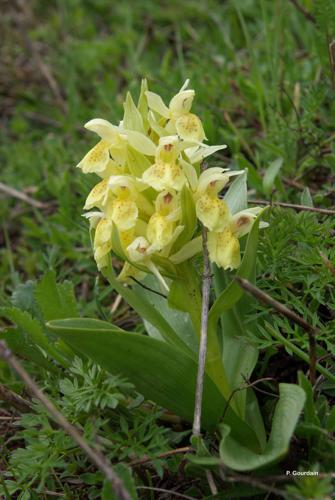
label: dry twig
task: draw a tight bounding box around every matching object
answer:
[137,486,195,500]
[249,199,335,215]
[0,341,131,500]
[0,182,49,209]
[236,278,317,385]
[130,446,192,467]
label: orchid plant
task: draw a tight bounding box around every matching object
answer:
[48,81,305,471]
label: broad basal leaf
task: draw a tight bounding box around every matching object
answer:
[48,317,263,445]
[218,383,305,471]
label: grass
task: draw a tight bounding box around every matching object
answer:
[1,0,335,498]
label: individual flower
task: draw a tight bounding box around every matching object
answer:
[194,168,243,232]
[142,136,187,191]
[207,207,265,270]
[126,237,169,291]
[147,191,182,251]
[106,176,139,231]
[146,80,206,142]
[207,228,241,270]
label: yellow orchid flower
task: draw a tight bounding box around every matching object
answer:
[147,191,181,251]
[194,168,243,232]
[84,178,110,210]
[146,80,206,142]
[126,237,169,291]
[77,81,268,286]
[106,176,140,231]
[142,136,187,191]
[196,195,230,233]
[207,228,241,270]
[93,217,113,270]
[76,140,111,175]
[207,207,265,270]
[229,207,265,237]
[79,118,157,177]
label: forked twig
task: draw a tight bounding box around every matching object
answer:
[192,186,211,436]
[236,278,317,385]
[0,341,131,500]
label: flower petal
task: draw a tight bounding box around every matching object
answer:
[147,213,175,251]
[76,140,110,174]
[142,161,186,192]
[145,91,170,118]
[196,194,230,232]
[207,229,241,270]
[169,89,195,117]
[84,178,110,210]
[186,144,227,164]
[124,130,157,156]
[85,118,120,142]
[175,113,206,142]
[111,198,138,231]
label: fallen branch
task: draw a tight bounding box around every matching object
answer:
[236,278,317,385]
[0,341,131,500]
[249,199,335,215]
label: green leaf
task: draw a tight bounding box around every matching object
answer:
[168,261,202,340]
[0,307,68,367]
[11,280,37,314]
[212,263,259,419]
[298,371,320,426]
[35,271,78,321]
[171,185,197,252]
[134,275,198,352]
[126,146,151,177]
[0,327,57,373]
[123,91,145,133]
[218,383,305,471]
[300,187,314,207]
[49,317,262,446]
[102,464,138,500]
[224,170,247,214]
[47,317,224,429]
[263,157,283,195]
[102,265,191,355]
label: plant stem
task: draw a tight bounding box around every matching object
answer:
[0,341,131,500]
[192,221,211,437]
